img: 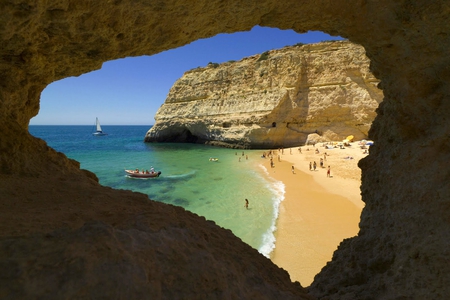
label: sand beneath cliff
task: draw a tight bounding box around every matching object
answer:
[264,142,368,287]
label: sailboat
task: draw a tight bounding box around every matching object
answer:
[92,117,107,136]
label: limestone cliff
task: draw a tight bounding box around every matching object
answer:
[145,41,382,148]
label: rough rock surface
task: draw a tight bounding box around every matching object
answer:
[145,41,382,148]
[0,182,309,299]
[1,0,450,299]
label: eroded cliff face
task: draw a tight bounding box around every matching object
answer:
[1,0,450,299]
[145,41,383,148]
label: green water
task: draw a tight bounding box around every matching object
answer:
[29,125,285,257]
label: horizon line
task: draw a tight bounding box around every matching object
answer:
[29,124,154,126]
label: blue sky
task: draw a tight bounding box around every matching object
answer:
[30,26,342,125]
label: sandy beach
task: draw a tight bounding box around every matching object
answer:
[263,142,368,287]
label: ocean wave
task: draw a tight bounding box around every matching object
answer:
[259,164,270,176]
[256,167,285,258]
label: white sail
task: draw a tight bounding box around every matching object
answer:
[93,117,107,135]
[96,117,102,132]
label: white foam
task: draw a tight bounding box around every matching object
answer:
[163,170,197,179]
[256,164,286,258]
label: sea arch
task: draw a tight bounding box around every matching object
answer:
[1,1,450,299]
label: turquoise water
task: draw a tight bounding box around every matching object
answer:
[29,125,284,257]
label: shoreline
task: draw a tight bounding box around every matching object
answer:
[258,143,367,286]
[254,164,286,258]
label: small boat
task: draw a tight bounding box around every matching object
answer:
[92,117,107,136]
[125,169,161,178]
[209,157,219,162]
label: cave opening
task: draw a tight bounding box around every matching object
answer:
[3,2,447,298]
[28,27,367,286]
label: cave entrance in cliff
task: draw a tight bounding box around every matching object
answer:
[29,26,369,286]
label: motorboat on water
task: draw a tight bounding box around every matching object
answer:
[125,169,161,178]
[209,157,219,162]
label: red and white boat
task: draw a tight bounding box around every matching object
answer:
[125,169,161,178]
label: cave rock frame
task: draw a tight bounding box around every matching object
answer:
[1,1,450,299]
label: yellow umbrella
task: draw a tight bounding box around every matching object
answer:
[346,135,354,142]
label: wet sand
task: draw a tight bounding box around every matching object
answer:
[264,143,367,286]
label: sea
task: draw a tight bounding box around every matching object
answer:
[28,125,285,257]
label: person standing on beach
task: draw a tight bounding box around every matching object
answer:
[292,165,295,174]
[313,161,317,171]
[327,166,331,177]
[309,162,312,171]
[244,198,249,209]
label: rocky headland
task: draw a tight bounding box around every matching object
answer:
[145,41,383,148]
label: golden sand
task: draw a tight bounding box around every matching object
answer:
[263,142,368,287]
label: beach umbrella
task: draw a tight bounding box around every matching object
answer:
[346,135,354,142]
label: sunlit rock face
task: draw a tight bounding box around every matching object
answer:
[145,41,382,149]
[1,0,450,299]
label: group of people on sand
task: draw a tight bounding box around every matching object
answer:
[261,150,276,168]
[260,142,337,179]
[308,161,331,176]
[244,143,338,210]
[306,151,331,177]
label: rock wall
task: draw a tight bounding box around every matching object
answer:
[145,41,383,148]
[1,0,450,299]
